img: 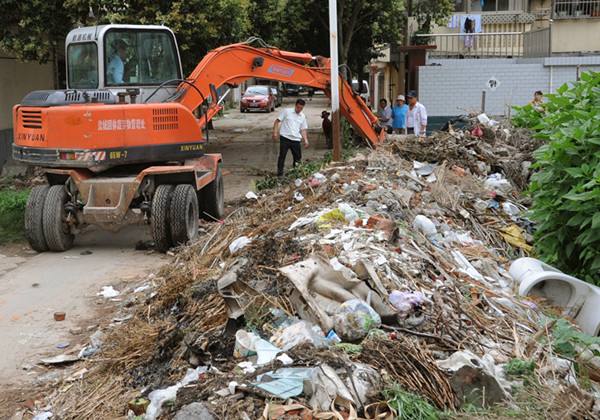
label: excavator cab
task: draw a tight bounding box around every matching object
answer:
[66,24,183,103]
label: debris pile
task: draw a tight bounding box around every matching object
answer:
[39,131,599,419]
[390,116,541,190]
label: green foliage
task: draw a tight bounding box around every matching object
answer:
[504,358,536,377]
[0,0,82,66]
[511,103,543,129]
[0,188,29,244]
[412,0,454,33]
[334,342,363,354]
[1,0,406,88]
[249,0,406,78]
[514,72,600,284]
[551,318,600,359]
[383,384,441,420]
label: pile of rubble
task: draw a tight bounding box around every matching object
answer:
[32,129,599,419]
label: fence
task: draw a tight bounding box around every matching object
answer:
[554,0,600,18]
[523,27,551,57]
[415,32,524,58]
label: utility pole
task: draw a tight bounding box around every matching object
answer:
[329,0,341,161]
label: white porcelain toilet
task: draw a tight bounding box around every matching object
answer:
[509,257,600,336]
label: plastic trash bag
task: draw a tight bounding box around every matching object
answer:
[332,299,381,341]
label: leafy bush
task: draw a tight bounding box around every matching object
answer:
[551,318,600,359]
[514,72,600,284]
[0,188,29,243]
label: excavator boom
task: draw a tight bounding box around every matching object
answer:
[177,43,383,145]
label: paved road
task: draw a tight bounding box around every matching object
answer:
[0,226,166,385]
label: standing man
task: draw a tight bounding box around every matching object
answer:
[377,99,393,134]
[391,95,409,134]
[406,91,428,137]
[273,99,309,176]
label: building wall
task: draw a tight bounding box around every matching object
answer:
[419,56,600,117]
[551,20,600,54]
[0,55,54,172]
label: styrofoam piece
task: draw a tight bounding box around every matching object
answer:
[509,257,600,336]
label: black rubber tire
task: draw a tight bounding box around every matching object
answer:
[43,185,74,252]
[170,184,199,246]
[24,185,49,252]
[151,184,174,252]
[199,164,224,221]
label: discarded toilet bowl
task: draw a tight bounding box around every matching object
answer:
[509,257,600,336]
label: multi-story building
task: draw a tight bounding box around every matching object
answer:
[370,0,600,122]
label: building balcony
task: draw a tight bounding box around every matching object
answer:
[415,32,524,58]
[553,0,600,18]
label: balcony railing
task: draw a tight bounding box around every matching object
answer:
[554,0,600,18]
[415,32,523,58]
[523,28,551,57]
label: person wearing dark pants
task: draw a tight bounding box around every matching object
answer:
[273,99,309,176]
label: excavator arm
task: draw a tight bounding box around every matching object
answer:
[173,43,385,146]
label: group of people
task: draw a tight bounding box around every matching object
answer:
[377,91,428,137]
[272,92,429,176]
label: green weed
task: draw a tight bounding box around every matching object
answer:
[383,384,441,420]
[0,188,29,244]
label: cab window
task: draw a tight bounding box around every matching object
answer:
[105,29,180,86]
[68,43,98,89]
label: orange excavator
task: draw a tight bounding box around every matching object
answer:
[13,25,384,252]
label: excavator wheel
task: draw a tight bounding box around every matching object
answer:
[199,164,224,221]
[24,185,49,252]
[169,184,199,246]
[43,185,75,252]
[151,184,174,252]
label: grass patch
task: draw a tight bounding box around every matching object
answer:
[383,384,442,420]
[504,358,536,377]
[0,188,29,244]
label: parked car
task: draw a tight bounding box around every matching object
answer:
[270,87,283,107]
[282,83,300,96]
[240,85,275,112]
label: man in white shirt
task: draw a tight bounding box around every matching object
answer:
[272,99,309,176]
[406,90,427,137]
[107,39,128,84]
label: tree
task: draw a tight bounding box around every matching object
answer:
[248,0,405,79]
[75,0,252,74]
[0,0,252,80]
[409,0,454,42]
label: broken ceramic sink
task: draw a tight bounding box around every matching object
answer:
[509,257,600,336]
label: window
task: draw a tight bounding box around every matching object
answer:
[68,43,98,89]
[104,29,180,86]
[469,0,510,12]
[454,0,467,12]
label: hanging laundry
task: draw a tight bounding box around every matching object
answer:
[460,15,482,33]
[447,14,461,29]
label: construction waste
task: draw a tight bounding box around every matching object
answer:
[23,118,600,419]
